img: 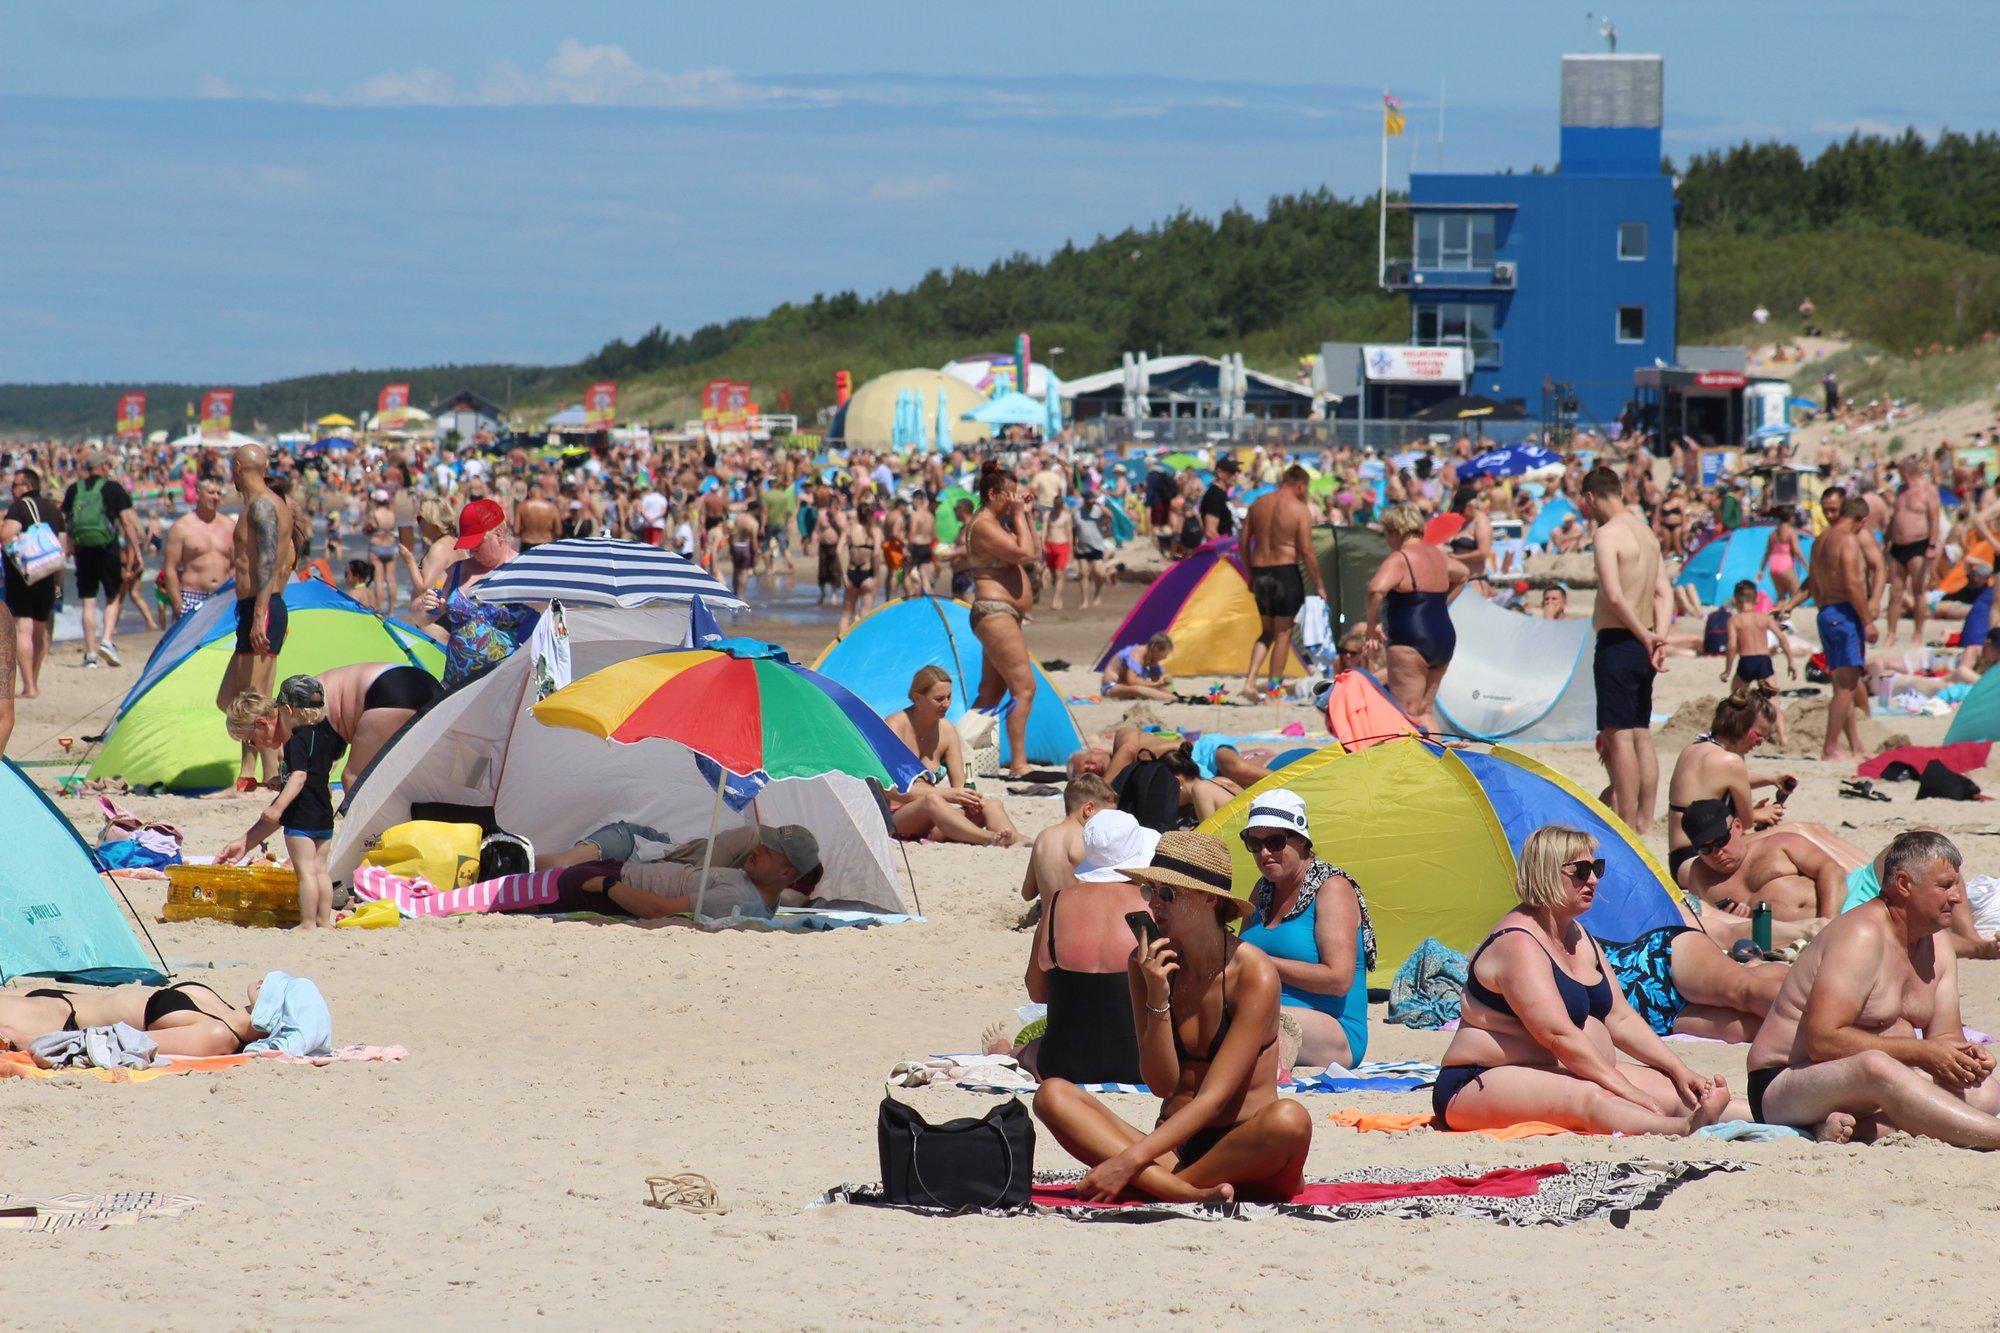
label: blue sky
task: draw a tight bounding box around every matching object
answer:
[4,1,1990,382]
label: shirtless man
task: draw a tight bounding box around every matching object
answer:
[218,444,297,791]
[1745,831,2000,1146]
[1020,773,1115,905]
[965,465,1041,777]
[904,492,937,599]
[1780,496,1875,760]
[699,484,731,540]
[311,660,445,788]
[726,506,761,598]
[1238,465,1326,700]
[513,475,562,552]
[160,478,236,622]
[1676,799,1847,922]
[1882,459,1941,645]
[1584,466,1672,834]
[1041,499,1074,610]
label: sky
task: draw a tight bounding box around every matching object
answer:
[4,0,1992,383]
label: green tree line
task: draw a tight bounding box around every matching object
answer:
[7,128,1999,436]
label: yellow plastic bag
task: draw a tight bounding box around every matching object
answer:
[336,899,402,929]
[360,820,484,891]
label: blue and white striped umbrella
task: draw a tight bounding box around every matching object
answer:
[468,537,748,610]
[1460,445,1563,479]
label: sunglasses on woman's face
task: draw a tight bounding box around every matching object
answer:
[1242,832,1292,855]
[1562,857,1607,881]
[1141,884,1176,904]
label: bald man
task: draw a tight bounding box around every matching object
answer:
[218,443,297,791]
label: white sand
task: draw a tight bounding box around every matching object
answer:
[4,567,1997,1327]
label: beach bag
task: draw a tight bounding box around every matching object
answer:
[4,496,64,584]
[877,1087,1034,1212]
[360,820,484,890]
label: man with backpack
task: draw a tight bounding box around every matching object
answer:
[61,448,143,669]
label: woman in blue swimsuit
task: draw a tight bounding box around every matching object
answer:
[1433,824,1734,1136]
[1363,503,1467,733]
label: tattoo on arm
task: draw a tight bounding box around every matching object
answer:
[249,498,280,592]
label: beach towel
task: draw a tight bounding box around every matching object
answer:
[351,865,561,917]
[1292,1061,1441,1094]
[1330,1108,1572,1139]
[244,970,331,1057]
[1859,742,1991,780]
[0,1045,405,1084]
[816,1160,1745,1226]
[0,1191,203,1233]
[1386,938,1468,1030]
[28,1023,163,1071]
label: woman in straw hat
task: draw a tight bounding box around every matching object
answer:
[1033,831,1313,1204]
[1433,824,1735,1136]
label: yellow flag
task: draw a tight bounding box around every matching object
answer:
[1383,92,1405,137]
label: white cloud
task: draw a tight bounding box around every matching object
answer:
[193,71,239,99]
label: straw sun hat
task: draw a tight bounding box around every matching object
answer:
[1124,830,1253,921]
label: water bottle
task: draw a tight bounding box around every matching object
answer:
[1752,902,1773,955]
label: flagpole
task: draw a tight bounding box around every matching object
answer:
[1438,74,1447,170]
[1377,84,1389,290]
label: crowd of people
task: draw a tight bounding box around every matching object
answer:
[7,405,2000,1198]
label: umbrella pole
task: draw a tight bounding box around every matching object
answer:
[692,778,725,919]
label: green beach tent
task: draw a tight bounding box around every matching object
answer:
[90,580,445,792]
[0,758,164,985]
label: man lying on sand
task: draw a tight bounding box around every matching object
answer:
[1745,832,2000,1146]
[538,824,823,920]
[1677,798,1852,921]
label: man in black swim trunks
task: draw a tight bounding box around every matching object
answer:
[219,443,298,792]
[1585,465,1672,835]
[1238,465,1325,701]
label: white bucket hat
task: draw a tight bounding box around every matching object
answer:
[1074,810,1161,883]
[1241,789,1311,843]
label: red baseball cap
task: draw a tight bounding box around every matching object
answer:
[455,498,506,549]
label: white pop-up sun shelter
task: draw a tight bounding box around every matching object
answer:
[329,604,911,915]
[1434,590,1600,744]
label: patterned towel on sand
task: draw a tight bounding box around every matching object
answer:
[816,1160,1747,1225]
[0,1191,202,1232]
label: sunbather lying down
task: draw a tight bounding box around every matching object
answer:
[0,980,265,1059]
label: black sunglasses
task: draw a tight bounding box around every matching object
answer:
[1241,832,1294,854]
[1140,884,1176,904]
[1697,835,1730,857]
[1562,857,1607,881]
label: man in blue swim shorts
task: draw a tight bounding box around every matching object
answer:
[1781,495,1875,762]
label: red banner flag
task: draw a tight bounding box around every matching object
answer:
[200,388,234,439]
[584,381,617,430]
[722,379,752,434]
[377,382,411,430]
[116,392,147,438]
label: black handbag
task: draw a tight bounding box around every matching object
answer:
[877,1088,1034,1211]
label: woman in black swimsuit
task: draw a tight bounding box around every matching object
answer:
[1033,831,1312,1203]
[1433,824,1734,1136]
[0,979,264,1058]
[835,508,880,636]
[1364,503,1467,733]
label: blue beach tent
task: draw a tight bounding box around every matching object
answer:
[812,596,1083,767]
[1674,524,1813,607]
[0,759,165,985]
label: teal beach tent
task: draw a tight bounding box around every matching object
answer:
[0,759,165,985]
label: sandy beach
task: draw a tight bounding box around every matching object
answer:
[4,558,1998,1329]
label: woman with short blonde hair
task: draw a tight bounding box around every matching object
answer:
[1363,501,1466,731]
[1430,824,1735,1136]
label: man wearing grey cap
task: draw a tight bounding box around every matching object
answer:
[540,823,822,920]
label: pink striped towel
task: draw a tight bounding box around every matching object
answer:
[351,866,561,917]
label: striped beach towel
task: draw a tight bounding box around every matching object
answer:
[351,865,561,917]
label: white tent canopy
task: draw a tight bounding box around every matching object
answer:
[1434,592,1599,743]
[330,604,910,916]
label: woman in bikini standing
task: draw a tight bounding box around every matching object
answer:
[963,462,1041,778]
[1759,507,1805,604]
[1033,831,1313,1203]
[835,505,881,636]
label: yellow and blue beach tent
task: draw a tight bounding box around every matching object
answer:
[1199,738,1681,982]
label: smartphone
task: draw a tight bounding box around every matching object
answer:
[1125,910,1158,949]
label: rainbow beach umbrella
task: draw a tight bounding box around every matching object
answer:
[532,645,927,914]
